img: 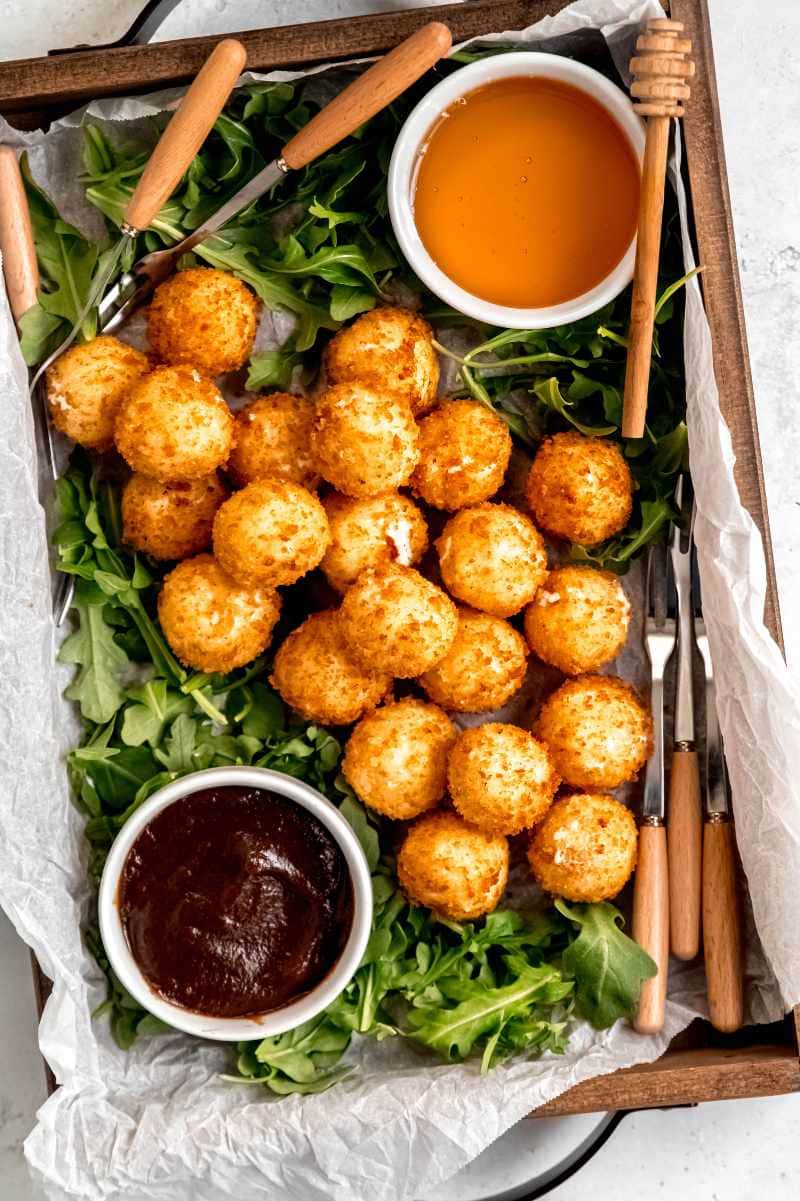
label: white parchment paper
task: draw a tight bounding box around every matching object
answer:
[0,2,799,1198]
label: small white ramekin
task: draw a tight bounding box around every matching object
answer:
[388,52,645,329]
[98,765,372,1041]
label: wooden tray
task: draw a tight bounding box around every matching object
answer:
[2,0,798,1116]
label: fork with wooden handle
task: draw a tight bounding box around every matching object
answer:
[668,478,702,960]
[695,568,744,1032]
[634,543,675,1033]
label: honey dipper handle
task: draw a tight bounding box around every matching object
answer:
[633,820,669,1034]
[703,818,744,1033]
[0,145,39,323]
[124,39,247,234]
[281,23,452,171]
[668,748,703,960]
[621,115,670,439]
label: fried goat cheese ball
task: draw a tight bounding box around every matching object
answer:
[321,491,429,593]
[157,554,281,674]
[122,472,228,561]
[115,365,234,481]
[342,699,457,820]
[524,565,631,675]
[524,431,633,545]
[270,610,392,726]
[312,382,419,497]
[212,479,330,589]
[437,502,548,617]
[339,563,457,678]
[228,392,317,488]
[535,675,653,790]
[447,723,559,836]
[419,607,528,713]
[412,399,512,511]
[323,305,439,416]
[46,335,149,451]
[397,810,509,921]
[147,267,259,377]
[527,793,638,902]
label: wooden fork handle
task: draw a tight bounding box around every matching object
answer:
[633,821,669,1034]
[0,145,39,322]
[124,39,247,234]
[668,748,702,959]
[703,818,744,1032]
[281,22,452,170]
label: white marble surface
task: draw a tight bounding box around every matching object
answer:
[1,1,799,1198]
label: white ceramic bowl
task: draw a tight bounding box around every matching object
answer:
[98,766,373,1041]
[388,52,645,329]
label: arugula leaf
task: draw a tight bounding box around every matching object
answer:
[532,377,617,438]
[337,784,380,871]
[120,681,192,748]
[154,713,197,773]
[246,347,301,391]
[78,744,159,812]
[59,582,130,724]
[555,901,657,1028]
[406,958,572,1065]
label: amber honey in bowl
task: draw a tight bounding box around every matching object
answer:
[412,76,641,310]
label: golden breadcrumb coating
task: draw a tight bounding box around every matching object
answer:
[524,431,633,545]
[212,479,329,589]
[312,381,420,497]
[411,399,512,511]
[419,607,528,713]
[447,723,559,835]
[122,472,228,561]
[114,364,234,481]
[397,809,509,921]
[342,699,457,820]
[157,553,280,674]
[321,491,429,593]
[46,335,149,451]
[147,267,258,377]
[436,502,548,617]
[270,610,392,726]
[228,392,317,488]
[338,563,457,678]
[324,305,439,416]
[527,792,638,902]
[524,566,631,675]
[534,674,653,789]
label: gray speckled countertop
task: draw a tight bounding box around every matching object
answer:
[0,2,798,1197]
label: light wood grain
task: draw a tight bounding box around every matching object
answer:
[281,22,452,170]
[668,748,702,959]
[0,144,38,321]
[633,822,670,1034]
[124,39,246,233]
[621,115,669,438]
[703,819,744,1033]
[533,1045,799,1116]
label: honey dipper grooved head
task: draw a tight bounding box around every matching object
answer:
[630,16,694,118]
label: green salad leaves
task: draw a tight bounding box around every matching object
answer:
[56,457,655,1091]
[30,52,676,1094]
[24,63,690,572]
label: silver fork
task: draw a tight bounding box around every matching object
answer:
[633,542,676,1033]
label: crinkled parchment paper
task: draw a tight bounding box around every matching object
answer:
[1,2,799,1198]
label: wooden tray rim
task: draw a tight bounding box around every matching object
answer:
[2,0,797,1117]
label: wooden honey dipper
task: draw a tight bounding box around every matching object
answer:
[621,17,695,438]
